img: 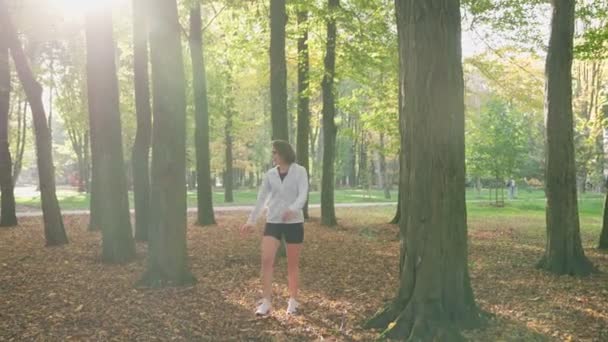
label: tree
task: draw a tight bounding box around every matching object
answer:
[132,0,152,240]
[390,153,402,224]
[55,38,91,194]
[320,0,339,226]
[85,7,135,263]
[223,76,235,204]
[365,0,480,339]
[189,3,215,225]
[537,0,595,275]
[466,98,527,188]
[138,0,195,286]
[378,133,390,199]
[296,7,311,219]
[0,0,67,246]
[270,0,288,141]
[0,24,17,227]
[600,174,608,249]
[11,95,26,185]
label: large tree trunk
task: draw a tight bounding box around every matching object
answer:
[365,0,480,339]
[296,8,310,219]
[1,0,67,245]
[538,0,595,275]
[270,0,288,141]
[0,27,16,227]
[85,7,135,263]
[138,0,195,286]
[190,3,215,226]
[131,0,152,241]
[320,0,339,227]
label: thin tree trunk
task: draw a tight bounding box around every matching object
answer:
[224,109,234,203]
[0,27,17,226]
[320,0,339,227]
[85,7,135,263]
[390,153,403,225]
[600,181,608,249]
[379,133,391,199]
[270,0,288,141]
[47,56,53,137]
[296,8,310,219]
[138,0,195,286]
[132,0,152,241]
[365,0,480,339]
[190,3,215,225]
[600,96,608,249]
[12,97,26,184]
[83,131,90,192]
[0,0,67,245]
[538,0,595,275]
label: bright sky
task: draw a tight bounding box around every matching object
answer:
[462,29,486,58]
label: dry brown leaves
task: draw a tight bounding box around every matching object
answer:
[0,208,607,341]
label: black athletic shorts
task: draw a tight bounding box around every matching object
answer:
[264,222,304,244]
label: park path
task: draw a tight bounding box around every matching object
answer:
[15,201,398,218]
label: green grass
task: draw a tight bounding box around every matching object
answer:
[15,188,398,211]
[15,187,607,225]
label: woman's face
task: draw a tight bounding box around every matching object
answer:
[272,148,283,166]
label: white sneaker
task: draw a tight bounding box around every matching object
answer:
[255,298,272,316]
[286,298,300,315]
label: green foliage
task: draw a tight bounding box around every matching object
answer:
[466,98,527,181]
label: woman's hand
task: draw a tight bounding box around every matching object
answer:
[240,223,254,237]
[282,209,296,222]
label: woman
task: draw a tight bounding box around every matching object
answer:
[240,140,308,316]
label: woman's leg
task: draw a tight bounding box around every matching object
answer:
[286,243,303,299]
[261,236,280,300]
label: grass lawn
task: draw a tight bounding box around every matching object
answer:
[1,206,606,341]
[14,187,607,219]
[15,187,399,211]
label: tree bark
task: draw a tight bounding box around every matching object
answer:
[190,3,215,226]
[365,0,480,339]
[379,133,391,199]
[138,0,195,287]
[12,97,26,184]
[85,7,135,263]
[224,109,234,203]
[320,0,339,227]
[0,0,67,245]
[0,26,17,227]
[600,178,608,249]
[132,0,152,240]
[538,0,595,275]
[270,0,288,141]
[390,153,403,225]
[601,98,608,249]
[296,8,310,219]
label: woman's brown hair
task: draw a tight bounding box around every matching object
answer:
[272,140,296,164]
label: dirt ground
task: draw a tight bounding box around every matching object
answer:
[1,208,607,341]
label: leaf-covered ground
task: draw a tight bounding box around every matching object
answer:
[1,207,607,341]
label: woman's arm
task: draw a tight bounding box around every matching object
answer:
[247,173,271,224]
[288,166,309,212]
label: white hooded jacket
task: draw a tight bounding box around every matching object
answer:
[247,163,309,225]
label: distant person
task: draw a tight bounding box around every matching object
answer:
[507,179,516,199]
[240,140,309,316]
